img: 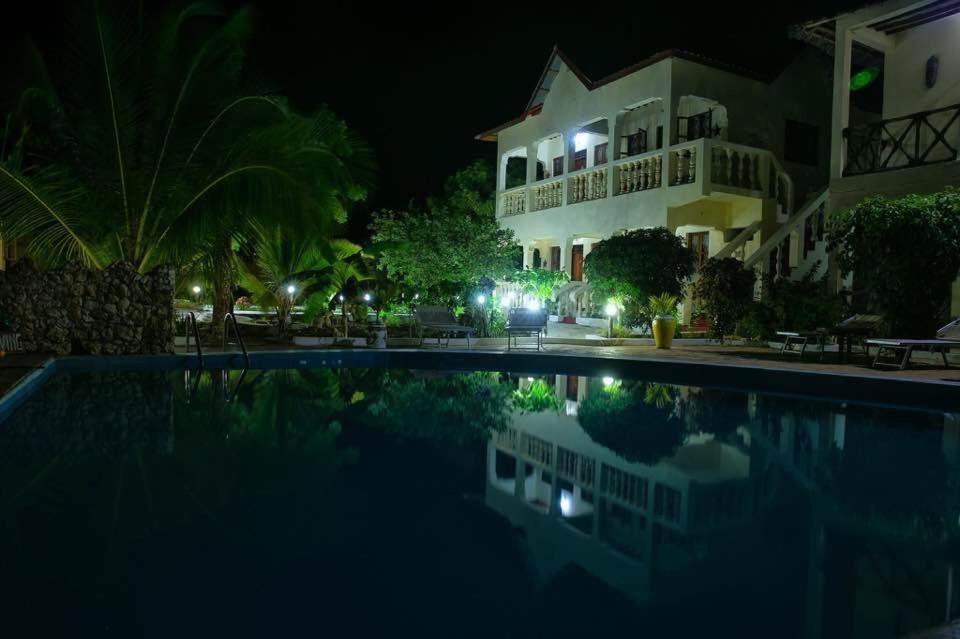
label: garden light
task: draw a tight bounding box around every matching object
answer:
[526,299,541,311]
[287,284,296,295]
[602,376,615,386]
[476,294,486,305]
[363,293,372,302]
[192,285,201,295]
[605,303,617,317]
[339,294,344,302]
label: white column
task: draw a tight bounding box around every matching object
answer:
[830,22,853,180]
[526,142,538,185]
[560,237,574,279]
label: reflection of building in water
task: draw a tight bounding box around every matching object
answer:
[486,374,797,602]
[489,376,960,637]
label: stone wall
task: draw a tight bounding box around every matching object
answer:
[0,260,175,355]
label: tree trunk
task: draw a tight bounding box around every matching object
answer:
[210,234,233,344]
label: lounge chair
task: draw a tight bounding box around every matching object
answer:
[866,319,960,369]
[506,308,548,352]
[414,306,476,349]
[777,314,883,361]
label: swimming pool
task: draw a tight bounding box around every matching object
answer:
[1,353,958,637]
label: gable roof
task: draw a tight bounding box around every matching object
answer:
[475,46,767,142]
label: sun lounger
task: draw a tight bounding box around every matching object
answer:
[415,306,476,349]
[866,319,960,369]
[506,308,547,352]
[776,314,883,361]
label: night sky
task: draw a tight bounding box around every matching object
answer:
[5,1,866,239]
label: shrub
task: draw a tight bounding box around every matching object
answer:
[584,228,693,328]
[692,258,756,343]
[828,189,960,336]
[740,271,844,340]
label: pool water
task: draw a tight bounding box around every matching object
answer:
[1,366,958,638]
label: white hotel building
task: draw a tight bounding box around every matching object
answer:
[480,0,960,321]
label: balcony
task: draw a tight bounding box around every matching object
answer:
[842,103,960,177]
[496,139,792,218]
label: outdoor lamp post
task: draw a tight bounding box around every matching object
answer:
[191,285,201,305]
[605,302,617,339]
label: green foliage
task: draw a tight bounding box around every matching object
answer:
[513,268,569,302]
[370,161,517,302]
[365,371,512,448]
[647,293,679,318]
[577,380,685,465]
[511,379,562,413]
[692,258,756,342]
[740,271,843,339]
[0,3,371,273]
[584,228,693,329]
[828,189,960,337]
[236,222,366,330]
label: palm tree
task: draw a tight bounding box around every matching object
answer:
[236,222,369,334]
[0,2,372,336]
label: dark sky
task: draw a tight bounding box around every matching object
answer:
[7,0,865,238]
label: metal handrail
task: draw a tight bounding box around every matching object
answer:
[223,312,250,368]
[184,311,203,370]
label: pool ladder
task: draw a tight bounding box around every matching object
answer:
[221,313,250,402]
[183,312,203,402]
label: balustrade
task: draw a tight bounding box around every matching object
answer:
[671,145,698,185]
[709,144,763,190]
[568,167,608,204]
[531,179,563,211]
[615,154,662,195]
[499,188,526,217]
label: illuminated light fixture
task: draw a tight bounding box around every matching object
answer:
[363,293,372,302]
[191,286,201,295]
[602,376,615,386]
[526,377,534,382]
[605,303,617,317]
[338,294,345,302]
[850,67,880,91]
[526,299,541,311]
[559,491,573,517]
[286,284,296,295]
[413,293,419,299]
[476,294,486,305]
[574,132,588,151]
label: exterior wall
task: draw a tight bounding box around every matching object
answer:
[883,13,960,118]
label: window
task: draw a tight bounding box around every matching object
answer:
[573,149,587,171]
[552,156,564,177]
[784,119,819,165]
[594,143,608,166]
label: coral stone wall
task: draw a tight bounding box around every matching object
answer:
[0,260,175,355]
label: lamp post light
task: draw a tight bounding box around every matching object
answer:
[191,285,201,305]
[605,302,618,339]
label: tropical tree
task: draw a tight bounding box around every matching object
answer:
[0,2,372,337]
[692,257,756,342]
[236,222,368,333]
[513,268,569,307]
[371,161,517,302]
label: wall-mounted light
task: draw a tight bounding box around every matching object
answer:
[574,132,588,151]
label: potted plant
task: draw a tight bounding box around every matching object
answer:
[648,293,679,349]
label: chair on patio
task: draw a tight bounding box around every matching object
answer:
[414,306,476,349]
[506,308,548,352]
[776,314,883,361]
[866,318,960,369]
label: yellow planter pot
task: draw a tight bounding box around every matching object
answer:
[652,316,676,349]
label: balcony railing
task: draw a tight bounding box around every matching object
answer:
[567,167,608,204]
[531,178,563,211]
[614,149,662,195]
[843,103,960,176]
[499,186,526,217]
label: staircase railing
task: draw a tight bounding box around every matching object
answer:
[743,189,830,271]
[713,221,762,261]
